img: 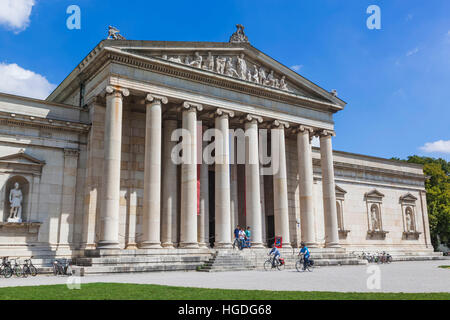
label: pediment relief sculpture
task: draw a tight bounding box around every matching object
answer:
[160,52,292,92]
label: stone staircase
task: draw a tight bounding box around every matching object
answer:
[71,248,212,274]
[197,250,257,272]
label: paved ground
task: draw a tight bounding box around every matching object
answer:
[0,261,448,293]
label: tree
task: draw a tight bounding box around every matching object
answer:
[394,156,450,249]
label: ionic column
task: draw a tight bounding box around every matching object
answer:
[319,130,340,248]
[297,125,317,247]
[161,119,179,248]
[98,86,129,249]
[230,163,239,232]
[198,133,209,248]
[180,102,202,248]
[214,109,234,248]
[271,120,291,248]
[244,114,264,248]
[140,94,167,248]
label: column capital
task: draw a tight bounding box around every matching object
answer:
[64,148,80,158]
[241,114,263,124]
[105,85,129,98]
[318,129,336,137]
[182,101,203,112]
[292,125,314,134]
[215,108,235,118]
[272,120,290,129]
[145,93,168,105]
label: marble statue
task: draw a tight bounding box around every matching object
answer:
[8,182,23,223]
[279,76,288,90]
[169,56,183,64]
[406,209,414,232]
[229,24,249,43]
[371,206,380,231]
[204,52,214,71]
[225,58,239,77]
[189,52,202,68]
[107,26,126,40]
[252,65,259,83]
[258,67,266,85]
[215,57,226,74]
[265,70,276,87]
[236,53,247,80]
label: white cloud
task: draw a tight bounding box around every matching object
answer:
[0,63,56,100]
[406,47,419,57]
[290,65,303,72]
[0,0,35,33]
[420,140,450,154]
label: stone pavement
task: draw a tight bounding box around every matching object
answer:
[0,260,448,293]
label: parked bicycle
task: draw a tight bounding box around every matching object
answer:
[264,255,285,271]
[0,257,13,278]
[11,258,23,277]
[53,259,73,276]
[22,257,37,277]
[296,253,314,272]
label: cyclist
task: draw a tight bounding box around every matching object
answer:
[268,244,281,267]
[299,242,310,270]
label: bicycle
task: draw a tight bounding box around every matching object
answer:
[11,258,23,277]
[0,257,13,278]
[53,259,73,276]
[264,255,285,271]
[22,257,38,277]
[377,251,392,264]
[296,254,314,272]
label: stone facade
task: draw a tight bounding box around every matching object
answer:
[0,29,434,258]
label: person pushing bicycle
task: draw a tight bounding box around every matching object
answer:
[269,244,281,267]
[299,242,310,270]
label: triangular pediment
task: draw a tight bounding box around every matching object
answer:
[400,193,418,202]
[0,150,45,166]
[105,41,345,106]
[365,189,385,199]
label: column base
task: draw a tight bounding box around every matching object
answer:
[305,242,319,248]
[198,242,209,248]
[161,242,175,249]
[139,242,162,249]
[214,242,232,249]
[325,242,341,248]
[251,242,265,248]
[97,241,120,249]
[179,242,199,249]
[125,243,138,250]
[282,243,292,249]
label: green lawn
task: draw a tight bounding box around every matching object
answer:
[438,265,450,269]
[0,283,448,300]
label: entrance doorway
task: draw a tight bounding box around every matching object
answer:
[208,170,215,247]
[266,215,274,247]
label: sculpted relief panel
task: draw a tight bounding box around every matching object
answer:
[160,52,291,92]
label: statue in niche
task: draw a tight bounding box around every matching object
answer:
[265,70,276,87]
[370,205,380,231]
[236,53,247,80]
[258,67,266,85]
[405,208,415,232]
[215,56,226,74]
[189,52,202,68]
[247,70,252,82]
[8,182,23,223]
[225,58,239,77]
[203,52,214,71]
[279,76,288,90]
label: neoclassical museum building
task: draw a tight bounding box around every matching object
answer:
[0,26,438,266]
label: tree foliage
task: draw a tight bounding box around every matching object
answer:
[394,156,450,250]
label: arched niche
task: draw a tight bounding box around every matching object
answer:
[3,176,29,222]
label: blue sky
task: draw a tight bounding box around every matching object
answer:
[0,0,449,160]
